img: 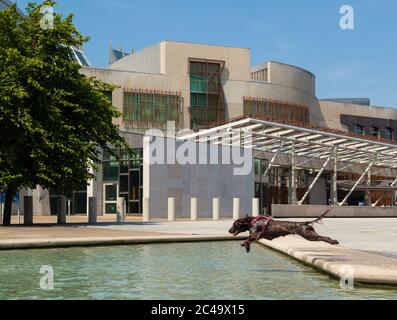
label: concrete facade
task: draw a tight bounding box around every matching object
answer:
[143,136,254,218]
[81,41,320,130]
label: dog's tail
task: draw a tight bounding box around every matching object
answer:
[304,209,332,225]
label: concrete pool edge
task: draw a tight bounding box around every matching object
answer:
[257,238,397,287]
[0,234,246,250]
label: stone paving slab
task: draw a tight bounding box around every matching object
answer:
[0,234,244,250]
[279,218,397,258]
[258,237,397,286]
[0,223,243,250]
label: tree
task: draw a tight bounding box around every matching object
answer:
[0,1,129,225]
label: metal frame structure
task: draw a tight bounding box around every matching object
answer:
[179,117,397,207]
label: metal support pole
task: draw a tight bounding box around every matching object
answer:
[289,143,297,204]
[366,169,372,206]
[332,148,338,205]
[263,140,285,177]
[339,155,378,207]
[298,153,333,205]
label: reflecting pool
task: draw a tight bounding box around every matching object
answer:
[0,242,396,299]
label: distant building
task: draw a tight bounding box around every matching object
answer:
[321,98,371,106]
[109,43,132,65]
[0,0,12,10]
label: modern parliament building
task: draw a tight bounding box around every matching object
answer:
[12,40,397,218]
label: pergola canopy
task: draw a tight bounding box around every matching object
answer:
[179,117,397,170]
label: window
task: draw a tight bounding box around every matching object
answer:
[370,126,379,138]
[385,127,394,140]
[243,98,309,124]
[123,91,182,131]
[189,60,224,128]
[103,91,112,103]
[103,161,119,182]
[354,124,364,135]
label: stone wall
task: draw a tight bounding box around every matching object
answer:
[272,204,397,218]
[143,136,254,218]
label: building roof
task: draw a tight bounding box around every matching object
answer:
[321,98,371,106]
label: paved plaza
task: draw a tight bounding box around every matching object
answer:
[82,218,397,256]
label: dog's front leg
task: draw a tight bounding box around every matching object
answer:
[241,236,257,253]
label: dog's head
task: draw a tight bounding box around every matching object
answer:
[229,215,254,236]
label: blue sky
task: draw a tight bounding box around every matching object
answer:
[16,0,397,108]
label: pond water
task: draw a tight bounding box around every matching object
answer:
[0,242,396,300]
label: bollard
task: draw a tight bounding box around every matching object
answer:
[252,198,259,217]
[213,198,220,221]
[168,197,175,222]
[88,197,97,224]
[116,197,125,223]
[233,198,240,220]
[142,197,150,222]
[58,196,67,224]
[191,197,198,221]
[24,196,33,226]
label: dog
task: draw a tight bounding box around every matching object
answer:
[229,209,339,252]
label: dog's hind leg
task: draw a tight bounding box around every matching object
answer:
[296,226,339,245]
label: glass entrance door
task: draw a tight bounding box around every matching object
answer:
[103,183,118,214]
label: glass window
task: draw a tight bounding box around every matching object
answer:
[119,175,129,193]
[105,184,117,201]
[123,92,182,130]
[191,93,207,107]
[208,63,220,73]
[103,161,119,182]
[189,60,222,128]
[120,161,129,174]
[103,91,112,103]
[73,191,87,214]
[370,126,379,138]
[354,124,364,135]
[105,203,117,214]
[385,127,394,140]
[243,99,309,124]
[130,170,140,201]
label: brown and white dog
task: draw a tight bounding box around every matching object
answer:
[229,209,339,252]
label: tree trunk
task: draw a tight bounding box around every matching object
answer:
[2,187,16,226]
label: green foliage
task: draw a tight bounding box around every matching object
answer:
[0,1,129,193]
